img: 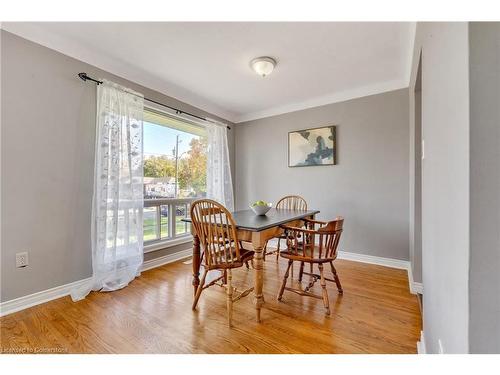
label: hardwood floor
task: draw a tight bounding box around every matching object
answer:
[0,256,421,354]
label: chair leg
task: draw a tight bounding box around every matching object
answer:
[278,260,293,301]
[192,268,208,310]
[276,238,281,262]
[298,261,305,282]
[245,261,250,269]
[330,262,343,294]
[226,269,233,327]
[318,264,330,315]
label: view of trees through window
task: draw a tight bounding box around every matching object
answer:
[143,115,207,199]
[143,109,207,243]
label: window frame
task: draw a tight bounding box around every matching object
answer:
[142,104,207,251]
[143,197,193,253]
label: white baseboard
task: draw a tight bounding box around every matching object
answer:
[337,251,423,296]
[141,248,192,272]
[407,265,424,295]
[0,247,192,317]
[410,282,423,294]
[337,251,409,270]
[269,240,409,270]
[268,246,421,296]
[417,331,426,354]
[0,277,92,317]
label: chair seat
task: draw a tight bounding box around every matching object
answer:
[279,246,336,263]
[205,248,254,270]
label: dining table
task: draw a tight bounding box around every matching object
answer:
[182,207,319,323]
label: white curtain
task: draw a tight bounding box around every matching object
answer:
[206,122,234,211]
[72,80,144,301]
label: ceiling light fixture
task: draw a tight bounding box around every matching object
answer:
[251,56,277,77]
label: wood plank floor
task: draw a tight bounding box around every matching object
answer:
[0,256,421,354]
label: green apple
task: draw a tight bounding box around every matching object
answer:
[252,200,267,207]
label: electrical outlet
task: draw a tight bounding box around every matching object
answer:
[438,339,444,354]
[16,252,29,268]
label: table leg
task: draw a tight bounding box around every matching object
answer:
[192,233,201,297]
[308,214,315,276]
[306,215,316,273]
[252,232,265,323]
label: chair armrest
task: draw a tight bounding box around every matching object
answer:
[280,224,318,235]
[303,218,327,225]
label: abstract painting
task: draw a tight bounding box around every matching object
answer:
[288,126,336,167]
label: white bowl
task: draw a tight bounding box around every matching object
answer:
[250,203,272,216]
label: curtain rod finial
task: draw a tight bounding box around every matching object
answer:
[78,72,103,85]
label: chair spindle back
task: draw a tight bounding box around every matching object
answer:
[190,199,241,269]
[276,195,308,210]
[284,217,344,261]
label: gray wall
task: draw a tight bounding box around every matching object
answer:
[0,31,235,302]
[468,22,500,353]
[235,89,410,261]
[409,22,470,353]
[409,56,423,284]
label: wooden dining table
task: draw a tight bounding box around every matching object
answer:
[182,208,319,322]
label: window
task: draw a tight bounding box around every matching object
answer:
[142,107,207,248]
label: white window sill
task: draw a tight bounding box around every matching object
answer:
[144,235,193,254]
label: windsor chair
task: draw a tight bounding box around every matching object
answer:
[277,217,344,316]
[190,199,255,327]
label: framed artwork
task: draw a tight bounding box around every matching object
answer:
[288,125,336,167]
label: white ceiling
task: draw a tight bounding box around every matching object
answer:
[2,22,415,123]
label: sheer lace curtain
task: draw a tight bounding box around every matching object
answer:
[206,122,234,211]
[72,80,144,301]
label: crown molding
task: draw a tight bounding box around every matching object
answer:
[2,23,414,125]
[1,23,238,123]
[235,79,409,123]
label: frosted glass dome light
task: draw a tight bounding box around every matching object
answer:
[251,57,277,77]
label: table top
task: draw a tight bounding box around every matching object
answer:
[182,208,319,232]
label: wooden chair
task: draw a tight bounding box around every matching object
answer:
[190,199,254,327]
[277,217,344,316]
[264,195,308,261]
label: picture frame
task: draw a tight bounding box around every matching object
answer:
[288,125,336,167]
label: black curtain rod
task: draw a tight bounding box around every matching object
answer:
[78,73,230,130]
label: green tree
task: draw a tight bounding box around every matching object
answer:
[144,156,175,178]
[178,137,207,197]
